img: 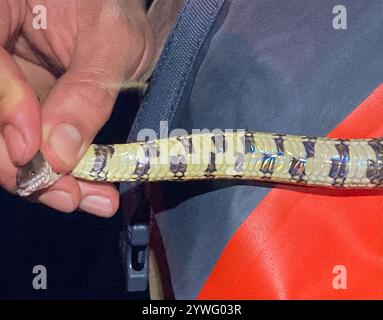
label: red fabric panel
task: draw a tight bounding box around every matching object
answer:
[198,85,383,299]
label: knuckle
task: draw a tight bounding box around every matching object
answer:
[116,21,152,79]
[67,76,117,125]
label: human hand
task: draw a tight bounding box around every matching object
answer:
[0,0,154,216]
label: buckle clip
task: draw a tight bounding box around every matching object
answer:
[120,223,149,292]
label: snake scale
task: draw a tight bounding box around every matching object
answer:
[15,131,383,196]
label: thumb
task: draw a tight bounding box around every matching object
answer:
[40,67,120,173]
[41,39,145,172]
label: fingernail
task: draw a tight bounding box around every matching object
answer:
[3,124,27,165]
[48,123,83,167]
[80,195,114,217]
[39,190,76,213]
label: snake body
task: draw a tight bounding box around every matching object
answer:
[34,131,382,188]
[15,131,383,195]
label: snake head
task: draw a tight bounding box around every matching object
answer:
[16,152,60,197]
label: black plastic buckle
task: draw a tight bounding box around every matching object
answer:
[120,223,149,292]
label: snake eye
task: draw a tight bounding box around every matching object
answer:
[30,170,36,177]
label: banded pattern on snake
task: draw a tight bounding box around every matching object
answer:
[16,131,383,196]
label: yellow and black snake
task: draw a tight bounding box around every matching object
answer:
[15,131,383,196]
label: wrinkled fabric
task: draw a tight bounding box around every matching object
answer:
[141,0,383,299]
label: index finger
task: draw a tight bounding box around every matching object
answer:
[0,48,41,167]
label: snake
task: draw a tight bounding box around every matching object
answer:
[15,131,383,196]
